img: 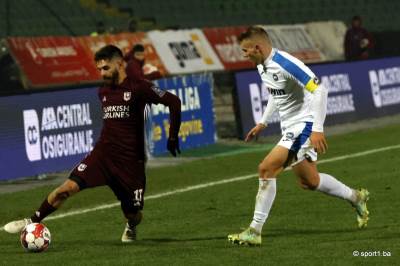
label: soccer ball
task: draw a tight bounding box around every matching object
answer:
[20,223,51,252]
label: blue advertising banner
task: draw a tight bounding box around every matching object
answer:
[150,73,216,155]
[0,88,102,181]
[235,56,400,138]
[0,73,216,180]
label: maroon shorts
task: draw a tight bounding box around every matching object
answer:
[69,146,146,209]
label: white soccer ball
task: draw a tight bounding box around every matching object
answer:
[20,223,51,252]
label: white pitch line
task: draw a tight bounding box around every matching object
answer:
[2,143,400,230]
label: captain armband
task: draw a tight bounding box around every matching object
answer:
[305,77,321,93]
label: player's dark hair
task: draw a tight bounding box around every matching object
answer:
[132,44,145,53]
[94,45,123,61]
[238,26,271,43]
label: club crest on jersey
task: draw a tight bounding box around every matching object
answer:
[77,163,87,172]
[123,92,131,101]
[313,77,321,85]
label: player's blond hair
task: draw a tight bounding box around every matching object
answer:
[238,26,271,44]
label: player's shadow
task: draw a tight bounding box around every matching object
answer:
[139,225,391,244]
[141,235,227,243]
[85,236,228,247]
[65,225,394,247]
[264,225,390,238]
[0,240,64,255]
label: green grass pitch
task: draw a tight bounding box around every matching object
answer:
[1,124,399,265]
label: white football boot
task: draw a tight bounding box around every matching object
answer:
[4,218,32,234]
[121,223,137,243]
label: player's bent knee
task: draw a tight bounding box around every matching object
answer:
[258,163,273,177]
[66,181,80,192]
[68,175,85,191]
[298,177,319,190]
[61,182,79,195]
[258,163,279,179]
[258,163,267,177]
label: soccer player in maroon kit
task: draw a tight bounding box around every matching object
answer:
[4,45,181,242]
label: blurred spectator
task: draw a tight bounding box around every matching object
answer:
[91,21,106,36]
[124,44,163,160]
[124,44,162,80]
[128,18,137,33]
[0,53,25,93]
[344,16,375,61]
[107,26,120,34]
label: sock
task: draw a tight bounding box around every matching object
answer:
[317,173,357,203]
[250,178,277,234]
[126,211,142,229]
[30,198,57,223]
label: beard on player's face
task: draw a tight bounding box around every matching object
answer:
[103,69,119,85]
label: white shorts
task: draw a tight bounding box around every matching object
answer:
[277,121,317,166]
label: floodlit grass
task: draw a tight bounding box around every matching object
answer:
[1,124,399,265]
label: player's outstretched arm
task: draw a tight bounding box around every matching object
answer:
[140,80,182,157]
[162,92,181,156]
[245,94,275,142]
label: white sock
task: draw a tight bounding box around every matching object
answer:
[317,173,356,203]
[250,178,276,234]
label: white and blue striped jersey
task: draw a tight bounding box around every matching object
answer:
[258,48,322,131]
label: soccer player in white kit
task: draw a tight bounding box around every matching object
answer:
[228,26,370,246]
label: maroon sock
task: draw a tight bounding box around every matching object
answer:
[30,198,57,223]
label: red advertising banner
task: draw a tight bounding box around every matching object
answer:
[7,26,325,88]
[77,32,168,76]
[7,37,100,88]
[203,26,254,70]
[7,33,168,88]
[204,25,325,70]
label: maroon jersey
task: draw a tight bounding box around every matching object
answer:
[97,77,181,161]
